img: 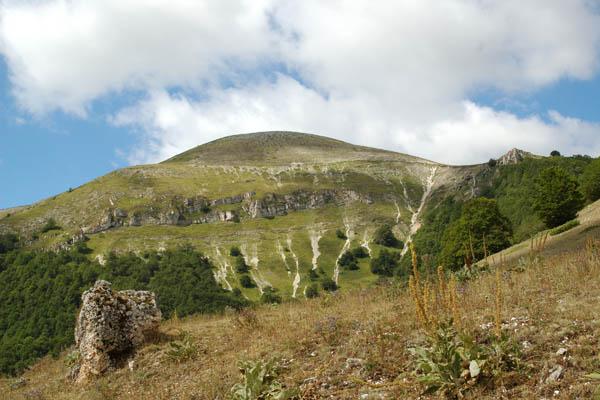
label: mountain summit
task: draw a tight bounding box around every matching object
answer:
[165,131,433,165]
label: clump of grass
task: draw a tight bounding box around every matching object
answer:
[231,308,260,330]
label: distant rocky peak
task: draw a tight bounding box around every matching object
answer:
[497,148,533,166]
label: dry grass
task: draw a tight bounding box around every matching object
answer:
[4,241,600,399]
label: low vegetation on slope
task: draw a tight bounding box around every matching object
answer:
[4,239,600,399]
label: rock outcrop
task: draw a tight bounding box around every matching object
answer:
[73,281,161,383]
[81,189,371,233]
[244,189,373,218]
[497,148,534,166]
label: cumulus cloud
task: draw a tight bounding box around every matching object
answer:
[3,0,600,163]
[113,79,600,165]
[0,0,274,114]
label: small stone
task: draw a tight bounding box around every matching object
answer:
[546,365,564,383]
[345,358,365,369]
[556,348,568,356]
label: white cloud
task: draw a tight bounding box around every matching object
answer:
[114,77,600,165]
[3,0,600,163]
[0,0,275,115]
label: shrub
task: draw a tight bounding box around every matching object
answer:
[305,283,319,298]
[41,218,61,233]
[235,256,250,273]
[230,358,298,400]
[335,229,347,240]
[549,219,580,236]
[239,274,255,288]
[230,246,241,257]
[487,158,497,167]
[533,167,584,228]
[370,249,399,276]
[308,269,319,281]
[260,286,282,304]
[373,225,402,248]
[351,246,369,258]
[337,250,358,270]
[321,277,338,292]
[550,150,561,157]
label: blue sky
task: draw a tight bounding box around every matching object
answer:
[2,1,600,209]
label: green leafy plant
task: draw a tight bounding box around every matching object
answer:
[410,324,521,398]
[165,331,199,363]
[64,350,80,368]
[230,358,297,400]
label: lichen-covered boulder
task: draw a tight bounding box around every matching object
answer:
[73,280,161,383]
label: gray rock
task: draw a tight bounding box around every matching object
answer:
[546,365,564,383]
[345,357,365,369]
[73,281,161,383]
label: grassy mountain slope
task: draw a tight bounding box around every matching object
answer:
[0,132,592,302]
[0,132,482,301]
[5,233,600,399]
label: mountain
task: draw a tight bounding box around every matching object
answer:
[0,131,591,301]
[2,131,599,383]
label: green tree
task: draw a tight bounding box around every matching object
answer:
[305,283,319,298]
[373,225,402,248]
[229,246,241,257]
[351,247,369,258]
[234,256,250,273]
[239,274,255,288]
[321,277,338,292]
[582,158,600,202]
[440,198,512,270]
[370,249,399,276]
[533,167,584,228]
[260,286,282,304]
[338,250,359,270]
